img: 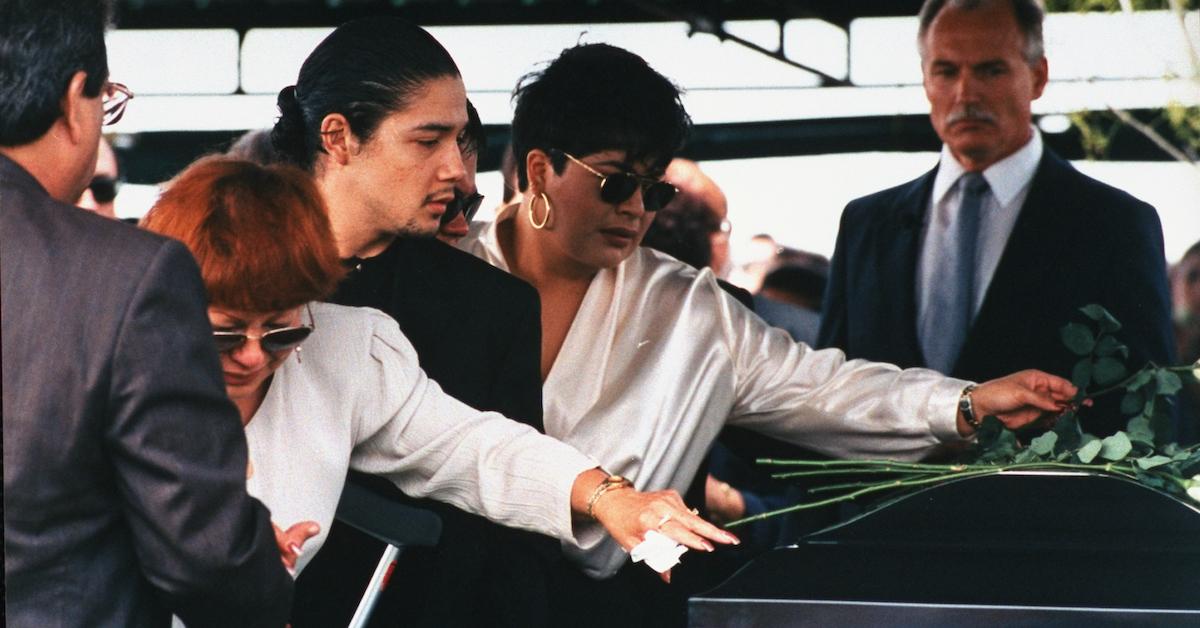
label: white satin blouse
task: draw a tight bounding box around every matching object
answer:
[242,302,596,575]
[460,209,971,578]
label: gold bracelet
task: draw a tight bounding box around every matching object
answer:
[586,475,633,520]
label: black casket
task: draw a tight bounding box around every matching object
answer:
[689,471,1200,627]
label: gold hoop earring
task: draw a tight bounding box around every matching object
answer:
[528,192,552,230]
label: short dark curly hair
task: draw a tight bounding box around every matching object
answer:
[511,43,691,190]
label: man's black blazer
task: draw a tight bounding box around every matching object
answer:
[292,237,552,628]
[1,155,292,627]
[818,148,1175,437]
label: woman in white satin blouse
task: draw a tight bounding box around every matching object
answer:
[457,43,1079,618]
[141,157,737,596]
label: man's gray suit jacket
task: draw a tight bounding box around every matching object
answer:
[1,154,293,627]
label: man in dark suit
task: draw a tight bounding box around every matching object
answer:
[818,0,1175,438]
[0,2,293,626]
[273,25,552,627]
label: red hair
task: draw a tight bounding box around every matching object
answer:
[141,157,345,312]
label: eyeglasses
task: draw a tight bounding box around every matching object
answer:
[102,82,133,126]
[440,188,485,227]
[556,150,677,211]
[212,305,314,354]
[88,175,118,204]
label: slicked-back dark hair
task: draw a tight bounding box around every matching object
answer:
[0,0,111,146]
[461,99,485,157]
[918,0,1045,65]
[271,17,460,172]
[511,43,691,190]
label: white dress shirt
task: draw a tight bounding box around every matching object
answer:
[917,129,1042,335]
[460,207,971,578]
[241,302,597,574]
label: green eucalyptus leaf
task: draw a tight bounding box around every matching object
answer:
[1077,438,1103,463]
[1126,416,1155,446]
[1125,370,1155,392]
[1155,370,1183,396]
[1052,411,1082,452]
[1098,313,1122,333]
[1134,470,1169,490]
[1079,305,1122,332]
[1071,360,1093,392]
[1013,448,1038,464]
[1061,323,1096,356]
[1099,432,1133,461]
[1142,394,1157,419]
[1092,357,1127,386]
[1135,455,1173,470]
[1179,452,1200,476]
[1093,335,1129,359]
[1120,391,1144,416]
[1029,431,1058,456]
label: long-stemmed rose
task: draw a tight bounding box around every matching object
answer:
[727,305,1200,529]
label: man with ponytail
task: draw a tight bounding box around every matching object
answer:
[274,18,554,628]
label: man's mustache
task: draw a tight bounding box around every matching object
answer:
[946,105,997,125]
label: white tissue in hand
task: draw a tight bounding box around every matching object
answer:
[630,530,688,573]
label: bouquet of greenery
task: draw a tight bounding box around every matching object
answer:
[727,305,1200,529]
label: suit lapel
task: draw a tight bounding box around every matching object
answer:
[956,150,1070,375]
[880,167,937,367]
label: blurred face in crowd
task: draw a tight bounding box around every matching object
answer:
[921,2,1047,171]
[333,76,467,242]
[532,149,664,273]
[77,137,118,218]
[437,148,477,245]
[208,306,304,413]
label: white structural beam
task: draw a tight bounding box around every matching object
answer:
[104,12,1199,131]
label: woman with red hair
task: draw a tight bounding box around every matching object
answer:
[141,157,736,577]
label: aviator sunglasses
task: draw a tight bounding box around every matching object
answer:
[554,150,677,211]
[439,188,485,226]
[212,305,315,354]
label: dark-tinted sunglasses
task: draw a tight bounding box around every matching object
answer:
[89,175,118,204]
[213,306,315,354]
[556,150,677,211]
[439,188,485,226]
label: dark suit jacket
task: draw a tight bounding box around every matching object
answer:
[818,148,1175,437]
[1,155,292,627]
[292,237,551,628]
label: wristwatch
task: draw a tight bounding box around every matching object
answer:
[959,384,981,430]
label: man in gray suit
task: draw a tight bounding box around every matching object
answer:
[1,1,293,626]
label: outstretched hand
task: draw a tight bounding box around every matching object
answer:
[273,520,320,575]
[591,486,739,583]
[963,369,1079,435]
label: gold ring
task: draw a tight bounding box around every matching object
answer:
[656,514,672,528]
